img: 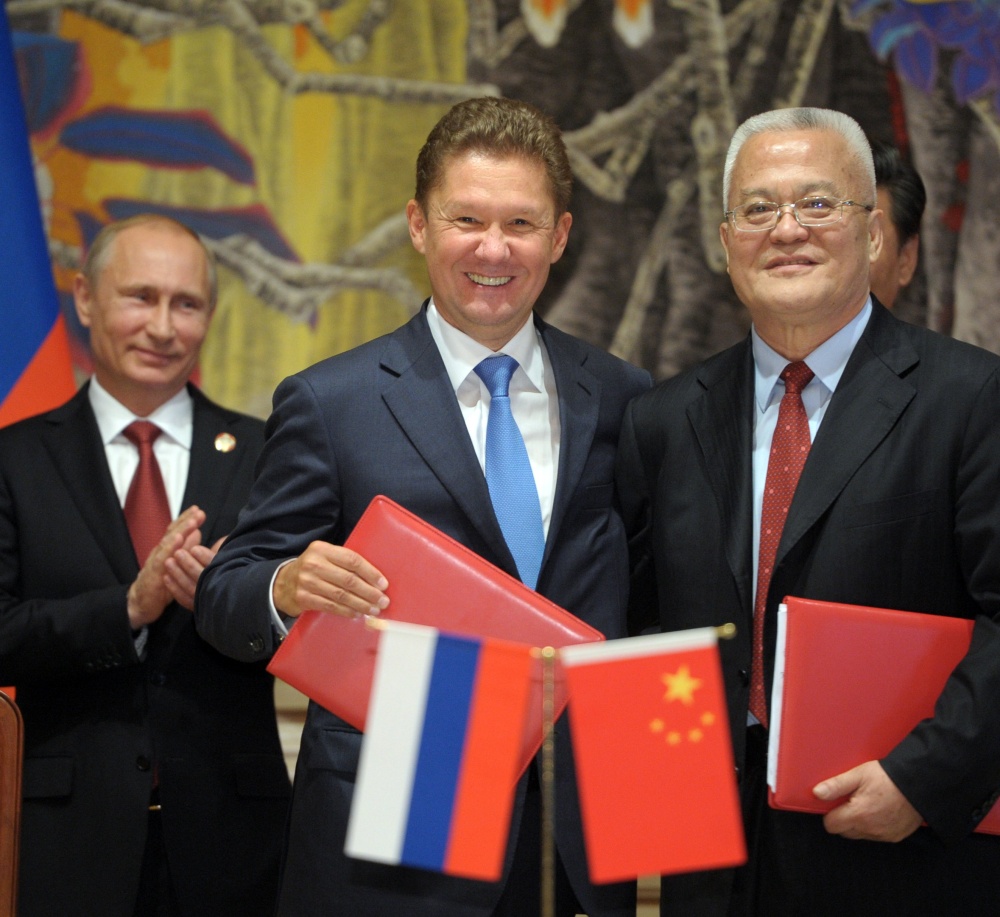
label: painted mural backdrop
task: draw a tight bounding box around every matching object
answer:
[8,0,1000,417]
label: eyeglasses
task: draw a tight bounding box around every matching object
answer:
[725,197,874,232]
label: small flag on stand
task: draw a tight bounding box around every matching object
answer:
[0,3,76,429]
[561,627,746,883]
[345,621,534,881]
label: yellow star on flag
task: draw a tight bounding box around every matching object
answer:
[662,664,702,705]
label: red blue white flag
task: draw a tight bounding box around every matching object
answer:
[0,4,76,427]
[346,621,533,881]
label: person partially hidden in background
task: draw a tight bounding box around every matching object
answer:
[0,215,290,917]
[869,139,926,310]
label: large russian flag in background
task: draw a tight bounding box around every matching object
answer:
[346,622,533,881]
[0,3,76,428]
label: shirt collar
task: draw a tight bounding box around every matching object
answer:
[88,377,194,449]
[425,300,544,395]
[752,297,872,413]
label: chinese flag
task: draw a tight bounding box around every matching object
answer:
[561,627,746,883]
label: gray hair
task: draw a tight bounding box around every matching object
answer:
[722,107,876,209]
[82,214,218,307]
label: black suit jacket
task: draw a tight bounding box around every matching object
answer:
[617,302,1000,917]
[0,384,290,917]
[196,309,652,917]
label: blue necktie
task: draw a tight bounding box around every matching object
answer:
[474,355,545,589]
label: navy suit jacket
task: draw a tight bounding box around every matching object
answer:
[617,302,1000,917]
[197,309,651,917]
[0,384,290,917]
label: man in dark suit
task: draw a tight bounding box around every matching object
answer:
[617,108,1000,917]
[195,97,651,917]
[0,215,290,917]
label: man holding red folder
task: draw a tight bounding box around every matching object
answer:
[196,97,650,917]
[617,107,1000,916]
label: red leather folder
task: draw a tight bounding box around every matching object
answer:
[267,495,604,776]
[767,596,1000,834]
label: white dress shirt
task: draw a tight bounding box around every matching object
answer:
[88,377,194,519]
[88,377,194,650]
[426,300,560,537]
[751,299,872,589]
[746,299,871,725]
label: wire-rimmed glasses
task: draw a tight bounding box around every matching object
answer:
[725,197,874,232]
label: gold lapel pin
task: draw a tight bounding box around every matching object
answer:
[214,432,236,453]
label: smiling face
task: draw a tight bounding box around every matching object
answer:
[406,151,572,350]
[74,221,213,416]
[720,128,882,359]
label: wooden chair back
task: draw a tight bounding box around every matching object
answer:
[0,690,22,917]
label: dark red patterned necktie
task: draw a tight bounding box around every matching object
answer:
[750,361,814,726]
[123,421,171,567]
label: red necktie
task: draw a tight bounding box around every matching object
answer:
[123,421,172,567]
[750,361,814,726]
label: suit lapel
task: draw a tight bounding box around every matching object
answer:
[40,386,138,581]
[778,305,918,563]
[688,342,756,616]
[379,314,514,568]
[540,322,600,576]
[182,387,246,545]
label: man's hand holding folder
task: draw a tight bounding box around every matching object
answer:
[273,540,390,619]
[267,496,605,778]
[813,761,923,842]
[767,596,1000,838]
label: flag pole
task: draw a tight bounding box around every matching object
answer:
[539,645,556,917]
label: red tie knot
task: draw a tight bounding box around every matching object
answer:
[780,361,814,396]
[124,420,162,448]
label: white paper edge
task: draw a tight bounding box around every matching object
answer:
[766,604,788,793]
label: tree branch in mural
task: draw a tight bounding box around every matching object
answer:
[9,0,501,102]
[209,231,421,325]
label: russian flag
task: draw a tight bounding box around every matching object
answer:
[346,622,533,881]
[0,4,76,428]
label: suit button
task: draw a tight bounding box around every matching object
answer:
[150,672,167,686]
[249,635,265,654]
[738,669,749,686]
[136,755,152,772]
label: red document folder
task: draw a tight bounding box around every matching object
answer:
[267,495,604,776]
[767,596,1000,834]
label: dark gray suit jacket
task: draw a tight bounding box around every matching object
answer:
[617,301,1000,917]
[196,308,651,917]
[0,383,290,917]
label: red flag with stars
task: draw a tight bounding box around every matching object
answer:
[561,628,746,883]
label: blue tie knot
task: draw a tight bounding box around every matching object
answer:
[474,354,518,399]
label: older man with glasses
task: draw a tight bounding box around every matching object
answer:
[617,107,1000,917]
